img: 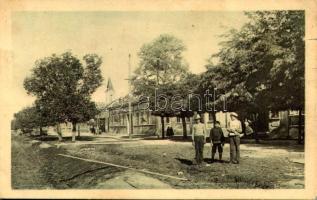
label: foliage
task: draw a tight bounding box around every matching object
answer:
[202,11,304,117]
[132,34,189,116]
[13,106,46,133]
[23,52,103,128]
[132,34,190,138]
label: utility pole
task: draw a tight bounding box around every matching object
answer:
[213,87,217,128]
[128,54,133,139]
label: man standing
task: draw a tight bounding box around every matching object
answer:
[227,112,243,164]
[192,115,206,165]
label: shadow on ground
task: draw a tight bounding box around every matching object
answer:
[31,135,95,142]
[175,158,193,165]
[175,157,230,165]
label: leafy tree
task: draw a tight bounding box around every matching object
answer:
[24,52,103,141]
[13,106,49,135]
[132,34,188,138]
[203,11,304,142]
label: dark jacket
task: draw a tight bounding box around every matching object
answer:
[210,127,225,144]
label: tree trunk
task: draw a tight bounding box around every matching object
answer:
[241,116,246,135]
[56,123,63,142]
[255,110,269,143]
[212,111,217,128]
[254,113,259,143]
[258,110,269,131]
[161,116,165,139]
[39,126,43,136]
[181,116,187,139]
[131,114,133,136]
[72,122,76,142]
[77,124,81,138]
[107,119,110,133]
[72,122,76,132]
[287,110,290,139]
[298,109,303,144]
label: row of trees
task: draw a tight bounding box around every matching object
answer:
[13,52,103,141]
[132,11,304,142]
[13,11,304,143]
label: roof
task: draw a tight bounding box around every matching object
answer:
[106,78,114,92]
[97,94,141,112]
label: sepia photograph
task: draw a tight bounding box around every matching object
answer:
[1,0,317,199]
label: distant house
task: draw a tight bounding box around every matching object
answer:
[95,95,234,137]
[95,79,304,139]
[96,96,158,136]
[97,83,233,137]
[268,110,305,139]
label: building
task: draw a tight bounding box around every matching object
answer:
[96,94,233,137]
[96,80,304,139]
[268,110,305,139]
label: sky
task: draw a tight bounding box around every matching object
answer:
[12,11,249,112]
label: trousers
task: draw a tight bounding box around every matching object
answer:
[212,143,223,153]
[229,135,240,163]
[194,136,205,164]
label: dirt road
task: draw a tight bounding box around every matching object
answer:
[11,133,304,189]
[11,134,172,189]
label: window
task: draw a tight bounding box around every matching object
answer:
[136,113,140,125]
[114,114,119,124]
[289,110,299,116]
[270,111,279,119]
[289,115,305,126]
[140,112,147,124]
[166,117,170,124]
[121,114,125,125]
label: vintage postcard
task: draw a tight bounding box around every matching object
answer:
[0,0,316,199]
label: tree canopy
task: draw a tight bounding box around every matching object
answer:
[202,11,304,117]
[12,106,47,134]
[132,34,189,115]
[132,34,190,138]
[23,51,103,137]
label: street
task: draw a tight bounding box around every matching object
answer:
[11,132,304,189]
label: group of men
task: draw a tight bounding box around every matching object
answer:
[191,112,243,165]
